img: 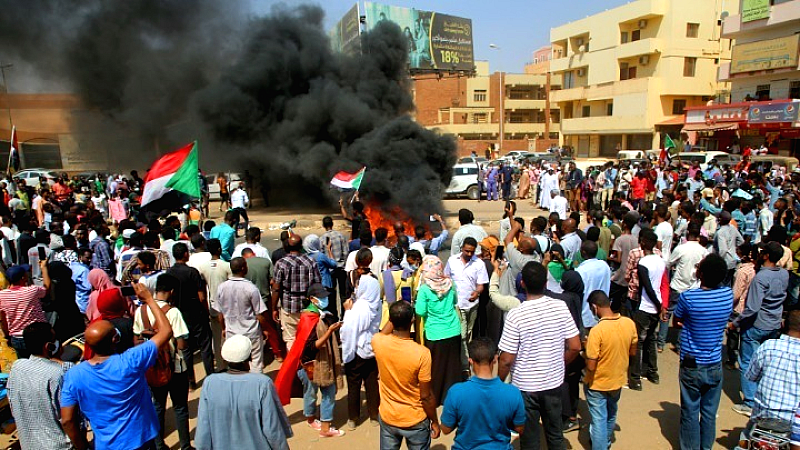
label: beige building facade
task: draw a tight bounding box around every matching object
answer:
[550,0,738,157]
[414,61,561,156]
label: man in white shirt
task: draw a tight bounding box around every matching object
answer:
[653,204,673,262]
[498,261,581,449]
[230,182,250,237]
[369,227,391,275]
[445,237,489,372]
[232,227,271,260]
[196,239,233,370]
[631,228,666,390]
[662,223,708,351]
[187,234,212,269]
[548,189,568,220]
[451,209,488,255]
[559,219,582,262]
[756,197,773,244]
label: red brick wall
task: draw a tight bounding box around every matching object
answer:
[413,75,466,126]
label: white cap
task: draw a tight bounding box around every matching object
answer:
[221,335,251,363]
[122,229,135,239]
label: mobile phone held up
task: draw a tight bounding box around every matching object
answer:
[120,286,136,297]
[38,246,47,261]
[495,245,505,261]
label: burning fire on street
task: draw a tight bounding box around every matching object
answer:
[363,203,419,245]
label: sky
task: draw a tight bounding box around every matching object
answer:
[251,0,632,73]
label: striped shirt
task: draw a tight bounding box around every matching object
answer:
[498,295,579,392]
[0,285,48,337]
[674,287,733,365]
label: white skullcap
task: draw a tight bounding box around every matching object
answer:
[221,334,251,363]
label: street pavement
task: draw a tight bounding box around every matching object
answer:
[159,200,749,449]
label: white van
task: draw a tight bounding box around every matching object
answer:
[445,163,481,200]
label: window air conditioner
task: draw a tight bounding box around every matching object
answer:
[639,55,650,65]
[577,68,585,77]
[638,19,648,29]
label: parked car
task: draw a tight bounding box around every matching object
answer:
[457,156,488,165]
[13,168,59,186]
[206,172,243,201]
[675,151,741,167]
[445,163,481,200]
[750,155,799,172]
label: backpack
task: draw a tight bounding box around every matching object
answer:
[139,304,173,387]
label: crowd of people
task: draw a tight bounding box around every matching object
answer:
[0,156,799,450]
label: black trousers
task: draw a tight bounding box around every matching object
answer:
[561,358,584,420]
[151,372,191,450]
[187,320,215,382]
[609,281,627,314]
[520,387,566,450]
[632,310,660,381]
[345,354,380,422]
[232,207,249,232]
[331,267,349,303]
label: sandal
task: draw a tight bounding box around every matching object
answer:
[319,427,345,438]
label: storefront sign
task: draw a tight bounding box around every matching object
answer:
[742,0,770,22]
[748,101,799,124]
[731,35,800,74]
[686,105,749,124]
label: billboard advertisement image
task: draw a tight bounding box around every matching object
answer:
[330,3,362,56]
[363,2,474,72]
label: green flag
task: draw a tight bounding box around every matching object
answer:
[664,134,679,156]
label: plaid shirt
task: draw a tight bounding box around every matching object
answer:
[273,253,320,313]
[322,230,348,268]
[121,248,172,284]
[746,335,800,422]
[625,247,661,301]
[90,236,114,276]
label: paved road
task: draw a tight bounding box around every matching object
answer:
[159,201,750,449]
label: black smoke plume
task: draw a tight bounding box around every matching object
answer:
[0,2,457,221]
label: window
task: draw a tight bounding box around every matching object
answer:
[472,113,488,123]
[621,31,629,44]
[564,71,575,89]
[473,90,487,102]
[756,84,771,100]
[582,105,591,117]
[549,132,560,140]
[620,63,629,80]
[790,81,800,99]
[672,99,687,115]
[606,102,614,116]
[631,29,641,41]
[686,23,699,38]
[683,57,697,77]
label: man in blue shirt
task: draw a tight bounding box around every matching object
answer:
[441,337,525,449]
[673,253,733,450]
[209,210,237,261]
[61,283,174,450]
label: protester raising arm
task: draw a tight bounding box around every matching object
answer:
[133,282,174,349]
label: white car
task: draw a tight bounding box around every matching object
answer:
[13,168,59,186]
[677,151,741,167]
[445,163,481,200]
[206,172,243,201]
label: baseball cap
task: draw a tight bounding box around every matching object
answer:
[122,229,135,239]
[701,187,714,199]
[221,335,252,364]
[307,282,328,300]
[6,265,30,284]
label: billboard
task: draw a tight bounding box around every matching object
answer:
[330,3,362,56]
[363,2,474,72]
[731,35,800,74]
[742,0,770,22]
[748,101,799,124]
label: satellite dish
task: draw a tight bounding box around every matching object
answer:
[578,45,586,53]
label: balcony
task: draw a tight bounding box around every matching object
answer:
[550,87,586,103]
[550,54,588,74]
[616,38,662,60]
[560,115,650,134]
[505,123,548,134]
[428,122,498,135]
[550,78,651,104]
[504,99,547,110]
[722,0,800,37]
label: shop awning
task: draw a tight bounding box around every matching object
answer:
[656,116,686,126]
[681,122,740,132]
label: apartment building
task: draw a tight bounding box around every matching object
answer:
[719,0,800,155]
[413,61,561,156]
[550,0,737,157]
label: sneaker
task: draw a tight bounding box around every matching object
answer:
[370,419,380,427]
[563,419,580,433]
[347,420,357,431]
[319,427,345,438]
[732,404,752,417]
[307,419,322,431]
[657,346,664,353]
[628,380,643,391]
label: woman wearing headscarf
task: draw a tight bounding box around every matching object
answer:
[46,261,85,342]
[414,255,462,405]
[303,234,338,317]
[84,268,116,322]
[543,243,572,293]
[82,287,135,360]
[339,248,381,430]
[547,269,586,433]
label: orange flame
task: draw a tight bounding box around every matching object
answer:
[363,203,419,246]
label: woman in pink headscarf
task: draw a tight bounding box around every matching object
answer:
[413,255,461,405]
[85,269,118,322]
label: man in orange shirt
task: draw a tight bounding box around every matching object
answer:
[630,171,648,211]
[372,301,440,450]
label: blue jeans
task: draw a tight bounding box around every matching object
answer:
[297,368,337,422]
[379,417,430,450]
[8,336,28,359]
[584,387,621,450]
[788,272,800,310]
[679,362,723,450]
[738,327,779,407]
